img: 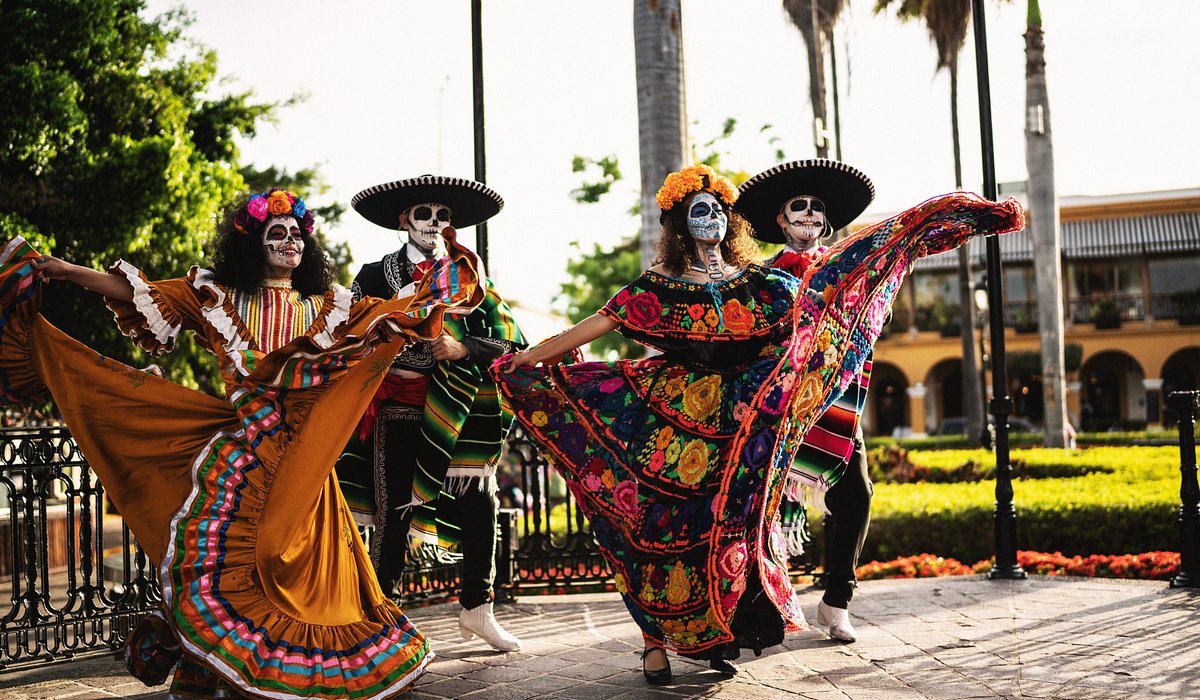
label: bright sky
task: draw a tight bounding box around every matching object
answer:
[146,0,1199,336]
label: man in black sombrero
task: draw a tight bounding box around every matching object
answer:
[736,159,876,644]
[337,175,526,651]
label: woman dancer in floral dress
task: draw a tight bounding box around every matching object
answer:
[494,165,1022,684]
[0,188,482,698]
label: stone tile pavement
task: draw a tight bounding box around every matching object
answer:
[4,575,1200,699]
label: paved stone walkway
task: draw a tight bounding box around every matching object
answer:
[3,575,1199,699]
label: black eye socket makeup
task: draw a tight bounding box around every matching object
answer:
[788,197,825,214]
[266,226,302,242]
[412,206,433,221]
[690,201,723,218]
[435,207,452,222]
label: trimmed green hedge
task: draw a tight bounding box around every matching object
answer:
[828,446,1185,564]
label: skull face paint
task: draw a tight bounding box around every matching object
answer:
[262,215,305,275]
[778,195,828,251]
[687,192,727,243]
[403,202,452,259]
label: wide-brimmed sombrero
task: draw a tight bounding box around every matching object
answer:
[735,159,875,242]
[351,175,504,230]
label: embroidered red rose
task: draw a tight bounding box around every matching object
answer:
[721,298,755,334]
[612,480,639,514]
[624,291,663,328]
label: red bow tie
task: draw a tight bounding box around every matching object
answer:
[774,250,815,276]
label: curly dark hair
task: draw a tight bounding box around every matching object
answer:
[210,191,334,296]
[654,193,761,276]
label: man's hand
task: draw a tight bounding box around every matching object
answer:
[431,333,469,361]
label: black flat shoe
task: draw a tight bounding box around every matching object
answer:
[709,658,739,676]
[641,647,673,685]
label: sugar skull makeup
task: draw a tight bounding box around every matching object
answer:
[262,215,305,273]
[403,202,452,258]
[687,192,727,243]
[778,195,828,249]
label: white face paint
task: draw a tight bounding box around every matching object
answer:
[778,195,828,251]
[262,215,305,276]
[686,192,727,243]
[402,202,452,259]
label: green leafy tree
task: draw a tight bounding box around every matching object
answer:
[0,1,334,395]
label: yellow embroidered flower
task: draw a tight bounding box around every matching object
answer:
[530,410,549,427]
[654,164,738,213]
[666,564,691,605]
[677,439,709,485]
[681,375,721,422]
[817,329,833,352]
[641,583,657,602]
[614,572,628,594]
[655,426,675,450]
[665,440,682,464]
[704,307,720,328]
[663,375,687,398]
[675,631,698,646]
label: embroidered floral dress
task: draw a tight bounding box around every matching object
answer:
[492,192,1024,657]
[0,236,483,699]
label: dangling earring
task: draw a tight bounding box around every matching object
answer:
[821,221,835,239]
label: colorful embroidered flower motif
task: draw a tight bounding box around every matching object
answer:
[664,440,682,464]
[655,425,675,450]
[647,450,666,473]
[687,303,706,321]
[721,298,755,334]
[681,375,722,422]
[677,439,709,485]
[718,541,748,580]
[817,329,833,352]
[612,480,639,514]
[704,307,720,329]
[663,375,687,398]
[625,292,664,328]
[600,469,616,490]
[530,410,549,427]
[614,572,628,594]
[666,564,691,605]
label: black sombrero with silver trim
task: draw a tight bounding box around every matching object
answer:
[351,175,504,230]
[735,159,875,243]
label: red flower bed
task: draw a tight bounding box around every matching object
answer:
[856,550,1181,581]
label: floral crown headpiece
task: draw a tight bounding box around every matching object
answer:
[233,188,315,235]
[654,164,738,214]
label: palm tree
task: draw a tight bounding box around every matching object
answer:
[875,0,986,446]
[1024,0,1068,447]
[633,0,688,270]
[782,0,850,158]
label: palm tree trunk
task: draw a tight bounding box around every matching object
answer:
[1025,0,1068,447]
[952,63,985,448]
[633,0,688,270]
[807,2,829,158]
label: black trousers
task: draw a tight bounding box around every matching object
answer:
[821,430,873,609]
[372,403,499,610]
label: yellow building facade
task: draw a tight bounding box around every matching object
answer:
[866,188,1200,437]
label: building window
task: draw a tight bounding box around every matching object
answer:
[911,272,962,334]
[1148,255,1200,321]
[1067,258,1144,324]
[1003,265,1037,329]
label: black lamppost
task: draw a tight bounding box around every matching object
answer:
[471,0,489,268]
[970,0,1025,579]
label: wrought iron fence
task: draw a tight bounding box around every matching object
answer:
[0,423,815,671]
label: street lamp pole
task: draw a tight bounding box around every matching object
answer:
[971,0,1025,579]
[471,0,489,269]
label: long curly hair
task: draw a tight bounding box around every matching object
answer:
[210,191,334,296]
[654,192,761,276]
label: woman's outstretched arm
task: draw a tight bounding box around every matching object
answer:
[33,256,134,302]
[503,313,618,373]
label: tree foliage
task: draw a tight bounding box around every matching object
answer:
[0,1,342,394]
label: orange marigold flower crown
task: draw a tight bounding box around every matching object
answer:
[655,164,738,213]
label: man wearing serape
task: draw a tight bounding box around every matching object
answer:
[337,175,526,651]
[736,159,876,644]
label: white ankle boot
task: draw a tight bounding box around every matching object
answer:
[459,602,522,652]
[816,600,857,643]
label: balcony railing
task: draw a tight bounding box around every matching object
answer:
[1070,294,1145,325]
